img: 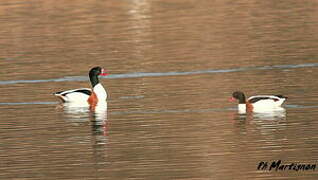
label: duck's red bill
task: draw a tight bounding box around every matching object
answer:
[228,97,236,102]
[100,69,109,76]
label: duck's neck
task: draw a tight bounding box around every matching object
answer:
[238,104,246,114]
[90,75,99,87]
[93,83,107,101]
[90,74,107,101]
[238,93,246,104]
[237,93,247,114]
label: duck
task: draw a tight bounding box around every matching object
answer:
[229,91,287,113]
[54,67,108,106]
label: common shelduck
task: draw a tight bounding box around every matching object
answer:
[230,91,287,113]
[54,67,108,106]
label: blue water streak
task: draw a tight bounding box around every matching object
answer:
[0,102,59,105]
[0,62,318,85]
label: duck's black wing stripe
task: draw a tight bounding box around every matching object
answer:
[70,89,92,96]
[275,95,288,99]
[55,89,92,96]
[54,90,64,95]
[248,97,278,103]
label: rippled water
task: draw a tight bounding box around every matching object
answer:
[1,1,318,179]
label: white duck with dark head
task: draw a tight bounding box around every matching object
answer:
[54,67,108,106]
[230,91,287,113]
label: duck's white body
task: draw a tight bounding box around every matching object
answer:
[247,95,286,109]
[232,92,287,113]
[54,83,107,105]
[55,88,91,103]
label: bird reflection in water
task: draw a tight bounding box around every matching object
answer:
[57,102,110,170]
[234,107,286,121]
[58,102,109,139]
[232,107,287,136]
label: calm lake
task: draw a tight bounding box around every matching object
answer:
[1,0,318,179]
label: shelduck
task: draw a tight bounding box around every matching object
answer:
[54,67,108,106]
[230,91,287,113]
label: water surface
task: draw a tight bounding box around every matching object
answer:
[1,0,318,179]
